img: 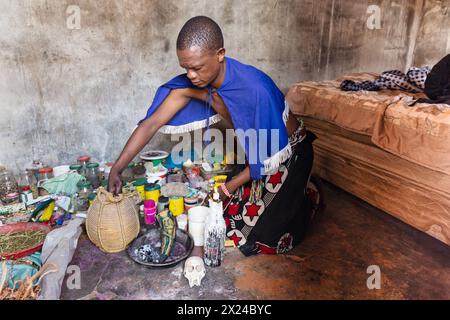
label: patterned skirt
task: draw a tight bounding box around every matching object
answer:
[223,125,321,256]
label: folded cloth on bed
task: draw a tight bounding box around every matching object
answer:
[340,67,430,93]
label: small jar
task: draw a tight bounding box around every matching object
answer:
[132,162,146,179]
[132,178,147,201]
[85,162,101,189]
[169,196,184,216]
[76,180,92,211]
[144,183,160,203]
[88,193,97,207]
[157,196,169,213]
[0,167,19,204]
[184,196,198,213]
[26,160,44,181]
[38,167,54,183]
[20,185,33,204]
[4,192,20,204]
[77,155,91,169]
[19,170,38,199]
[121,162,135,184]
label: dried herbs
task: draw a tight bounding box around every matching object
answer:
[0,230,46,255]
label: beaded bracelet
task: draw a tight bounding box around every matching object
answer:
[220,183,232,198]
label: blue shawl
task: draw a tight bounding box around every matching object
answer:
[140,57,291,180]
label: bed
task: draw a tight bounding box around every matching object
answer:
[286,73,450,246]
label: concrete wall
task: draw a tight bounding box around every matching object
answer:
[0,0,449,172]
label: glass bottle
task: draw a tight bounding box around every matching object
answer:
[0,168,20,205]
[26,160,44,181]
[85,162,100,189]
[38,167,54,183]
[203,190,226,267]
[18,170,38,200]
[76,180,92,211]
[121,162,135,184]
[77,155,91,169]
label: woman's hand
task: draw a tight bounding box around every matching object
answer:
[217,184,228,201]
[108,169,122,196]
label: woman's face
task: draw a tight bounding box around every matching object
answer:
[177,46,225,88]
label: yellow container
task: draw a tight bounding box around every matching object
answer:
[169,196,184,216]
[132,178,147,201]
[144,184,160,203]
[213,175,227,188]
[136,185,145,200]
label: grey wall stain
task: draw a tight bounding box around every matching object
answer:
[0,0,449,173]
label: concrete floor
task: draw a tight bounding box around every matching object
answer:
[60,181,450,300]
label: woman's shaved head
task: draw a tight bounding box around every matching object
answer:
[176,16,224,52]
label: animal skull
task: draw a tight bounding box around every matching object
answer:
[184,256,206,288]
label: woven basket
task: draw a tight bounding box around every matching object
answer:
[86,187,140,253]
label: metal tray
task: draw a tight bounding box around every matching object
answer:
[127,227,193,268]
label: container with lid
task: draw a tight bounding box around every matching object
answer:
[77,155,91,168]
[144,183,160,203]
[121,162,135,184]
[76,180,93,211]
[132,178,147,201]
[169,196,184,217]
[26,160,44,181]
[157,196,169,213]
[88,193,97,207]
[37,167,54,186]
[18,170,38,199]
[0,168,20,205]
[184,196,198,213]
[85,162,101,189]
[4,192,20,205]
[20,185,33,204]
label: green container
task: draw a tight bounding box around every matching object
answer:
[133,178,147,187]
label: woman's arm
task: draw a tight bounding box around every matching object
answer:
[108,88,191,195]
[218,166,252,200]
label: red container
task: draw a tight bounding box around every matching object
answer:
[0,222,52,260]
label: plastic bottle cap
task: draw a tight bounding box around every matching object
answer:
[133,178,147,186]
[70,164,82,170]
[39,167,53,174]
[86,162,100,168]
[158,196,169,203]
[21,185,31,192]
[77,181,92,188]
[144,183,160,191]
[78,156,91,162]
[6,193,19,199]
